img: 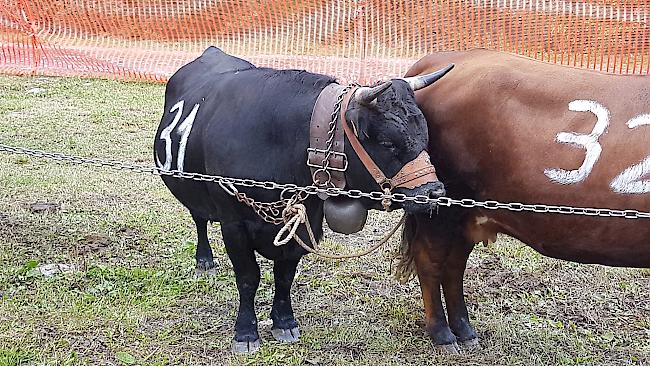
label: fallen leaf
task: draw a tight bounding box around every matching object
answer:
[115,351,136,365]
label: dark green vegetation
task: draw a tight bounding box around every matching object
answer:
[0,76,648,365]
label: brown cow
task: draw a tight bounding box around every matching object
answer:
[398,49,650,352]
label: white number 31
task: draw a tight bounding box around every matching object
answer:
[156,100,200,172]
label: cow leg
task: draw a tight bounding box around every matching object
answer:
[222,223,261,354]
[441,242,479,348]
[192,213,215,274]
[411,220,460,353]
[270,258,301,342]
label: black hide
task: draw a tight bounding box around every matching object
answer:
[153,46,442,351]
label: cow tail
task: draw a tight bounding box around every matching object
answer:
[393,214,418,284]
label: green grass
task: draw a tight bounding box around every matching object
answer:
[0,75,649,365]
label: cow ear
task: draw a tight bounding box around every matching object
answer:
[349,117,369,140]
[345,108,369,139]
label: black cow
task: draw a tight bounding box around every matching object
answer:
[154,46,449,353]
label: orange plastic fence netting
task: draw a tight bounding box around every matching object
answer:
[1,0,649,84]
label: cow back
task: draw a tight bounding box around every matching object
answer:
[407,49,650,266]
[154,47,335,221]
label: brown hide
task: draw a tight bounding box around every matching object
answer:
[406,49,650,267]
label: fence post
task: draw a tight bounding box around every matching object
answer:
[18,0,40,76]
[354,0,368,83]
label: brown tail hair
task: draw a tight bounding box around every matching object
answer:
[393,214,418,284]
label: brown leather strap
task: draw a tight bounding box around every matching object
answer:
[340,87,391,188]
[308,84,347,188]
[340,88,439,190]
[389,151,439,189]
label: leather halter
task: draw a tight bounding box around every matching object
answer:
[308,84,439,194]
[339,87,439,190]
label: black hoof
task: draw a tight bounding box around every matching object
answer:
[459,337,481,350]
[232,339,260,354]
[450,319,478,344]
[195,258,216,276]
[435,342,461,354]
[271,327,300,343]
[196,258,215,270]
[428,324,457,347]
[195,267,217,277]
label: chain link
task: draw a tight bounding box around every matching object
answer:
[323,86,351,171]
[2,143,650,219]
[313,85,353,187]
[229,183,310,225]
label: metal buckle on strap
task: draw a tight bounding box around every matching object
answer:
[308,84,349,190]
[306,148,348,172]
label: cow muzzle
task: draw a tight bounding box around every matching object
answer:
[393,179,446,214]
[387,151,446,212]
[379,151,446,213]
[382,150,440,191]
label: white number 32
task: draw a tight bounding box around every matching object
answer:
[545,101,650,194]
[610,114,650,194]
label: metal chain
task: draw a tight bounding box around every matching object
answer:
[2,143,650,219]
[231,187,309,225]
[313,85,353,187]
[232,191,288,225]
[322,86,351,172]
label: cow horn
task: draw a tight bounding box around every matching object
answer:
[354,81,392,105]
[402,63,455,91]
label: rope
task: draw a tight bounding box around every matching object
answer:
[274,201,405,259]
[273,204,308,246]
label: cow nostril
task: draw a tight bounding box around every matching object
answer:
[429,187,446,198]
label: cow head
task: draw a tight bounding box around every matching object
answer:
[341,65,454,214]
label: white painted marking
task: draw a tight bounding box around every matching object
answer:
[545,100,610,184]
[627,113,650,129]
[611,157,650,194]
[157,100,200,172]
[158,100,185,170]
[610,114,650,194]
[176,103,200,172]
